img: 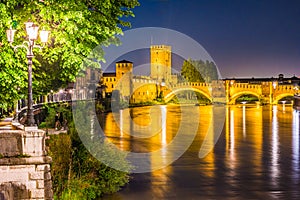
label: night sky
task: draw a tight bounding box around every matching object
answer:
[121,0,300,78]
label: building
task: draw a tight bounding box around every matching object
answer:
[102,60,133,99]
[150,45,172,83]
[102,45,173,103]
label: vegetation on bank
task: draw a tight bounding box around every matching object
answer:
[235,95,259,103]
[167,91,212,105]
[44,104,132,200]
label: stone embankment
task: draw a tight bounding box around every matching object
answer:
[0,119,53,200]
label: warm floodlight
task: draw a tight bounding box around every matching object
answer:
[6,28,16,43]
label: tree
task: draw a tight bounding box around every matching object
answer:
[0,0,139,110]
[181,59,218,83]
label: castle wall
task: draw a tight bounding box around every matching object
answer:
[131,78,158,103]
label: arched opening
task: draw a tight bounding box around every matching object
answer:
[229,91,260,104]
[274,94,294,104]
[235,94,259,104]
[165,88,212,104]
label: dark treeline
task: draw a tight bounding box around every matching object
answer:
[181,59,219,83]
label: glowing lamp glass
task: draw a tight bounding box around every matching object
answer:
[6,29,16,43]
[39,30,49,43]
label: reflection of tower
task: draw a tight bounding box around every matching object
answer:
[116,60,133,99]
[150,45,171,82]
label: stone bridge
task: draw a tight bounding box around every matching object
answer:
[163,79,299,104]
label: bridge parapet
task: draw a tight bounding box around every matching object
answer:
[174,82,211,87]
[163,82,213,102]
[226,81,264,104]
[229,83,262,95]
[275,85,295,92]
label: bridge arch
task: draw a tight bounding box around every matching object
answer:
[228,91,260,104]
[273,93,294,104]
[164,87,212,103]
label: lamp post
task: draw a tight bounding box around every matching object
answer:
[6,21,49,127]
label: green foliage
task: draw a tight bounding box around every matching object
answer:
[236,95,259,103]
[181,59,218,83]
[38,121,47,129]
[169,91,211,104]
[46,104,132,199]
[47,133,72,198]
[95,102,105,113]
[0,0,139,110]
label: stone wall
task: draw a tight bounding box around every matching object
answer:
[0,129,53,200]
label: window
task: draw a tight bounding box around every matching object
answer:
[91,71,95,81]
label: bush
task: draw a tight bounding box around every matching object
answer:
[46,104,132,199]
[47,134,72,197]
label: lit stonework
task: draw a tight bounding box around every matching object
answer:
[150,45,171,82]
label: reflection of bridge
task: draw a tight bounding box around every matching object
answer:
[163,77,300,104]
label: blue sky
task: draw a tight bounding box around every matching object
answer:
[120,0,300,78]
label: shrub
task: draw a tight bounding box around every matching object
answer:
[46,104,132,199]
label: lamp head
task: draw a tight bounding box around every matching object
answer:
[39,30,49,43]
[25,21,39,40]
[6,28,16,43]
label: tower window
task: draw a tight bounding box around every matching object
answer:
[91,71,95,81]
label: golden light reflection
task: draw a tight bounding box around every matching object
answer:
[225,107,229,152]
[120,109,124,138]
[105,112,130,152]
[242,105,246,138]
[230,109,235,157]
[292,110,300,179]
[151,167,172,198]
[271,105,279,186]
[248,105,263,174]
[161,106,167,146]
[199,106,215,178]
[225,106,237,181]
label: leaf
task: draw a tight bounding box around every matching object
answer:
[0,0,139,110]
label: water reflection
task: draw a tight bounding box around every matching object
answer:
[242,105,246,138]
[101,105,300,199]
[293,110,300,177]
[271,105,279,186]
[161,105,167,146]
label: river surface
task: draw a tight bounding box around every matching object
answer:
[100,105,300,200]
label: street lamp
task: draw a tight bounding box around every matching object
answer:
[6,21,49,127]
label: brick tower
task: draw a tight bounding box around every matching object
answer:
[150,45,171,83]
[116,60,133,99]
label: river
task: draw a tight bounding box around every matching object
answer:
[100,104,300,200]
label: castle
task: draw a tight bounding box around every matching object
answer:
[102,45,176,103]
